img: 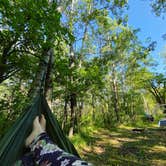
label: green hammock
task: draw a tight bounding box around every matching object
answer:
[0,94,80,166]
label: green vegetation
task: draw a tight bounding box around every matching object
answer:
[0,0,166,165]
[71,118,166,166]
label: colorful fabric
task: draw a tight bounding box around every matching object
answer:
[15,133,92,166]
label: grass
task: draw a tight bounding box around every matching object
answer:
[71,122,166,166]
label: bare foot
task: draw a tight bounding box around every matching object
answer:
[40,114,46,131]
[25,116,44,147]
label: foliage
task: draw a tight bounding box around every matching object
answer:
[0,0,70,83]
[0,0,165,144]
[150,0,166,17]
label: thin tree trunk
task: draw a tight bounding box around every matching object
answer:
[142,95,150,114]
[111,64,119,121]
[92,94,95,120]
[69,93,77,137]
[62,96,68,130]
[78,100,83,119]
[44,49,54,96]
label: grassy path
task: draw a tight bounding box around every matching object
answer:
[72,126,166,166]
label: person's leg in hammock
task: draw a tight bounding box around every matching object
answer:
[25,115,92,166]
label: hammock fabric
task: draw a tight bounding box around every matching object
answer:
[0,94,80,166]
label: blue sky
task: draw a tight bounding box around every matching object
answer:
[127,0,166,74]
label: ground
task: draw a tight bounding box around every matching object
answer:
[72,125,166,166]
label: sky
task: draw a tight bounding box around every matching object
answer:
[127,0,166,75]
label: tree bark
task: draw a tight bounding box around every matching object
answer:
[28,48,51,98]
[111,63,119,121]
[69,92,77,137]
[92,94,95,120]
[44,48,54,96]
[62,96,69,130]
[78,100,83,119]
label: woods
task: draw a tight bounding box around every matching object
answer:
[0,0,166,165]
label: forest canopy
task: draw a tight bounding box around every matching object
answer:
[0,0,165,139]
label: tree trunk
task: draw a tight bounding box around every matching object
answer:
[142,95,150,114]
[111,64,119,121]
[78,100,83,119]
[69,93,77,137]
[28,48,51,98]
[44,49,54,96]
[62,96,68,130]
[68,37,77,137]
[92,94,95,120]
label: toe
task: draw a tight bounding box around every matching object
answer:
[40,114,46,130]
[33,116,41,128]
